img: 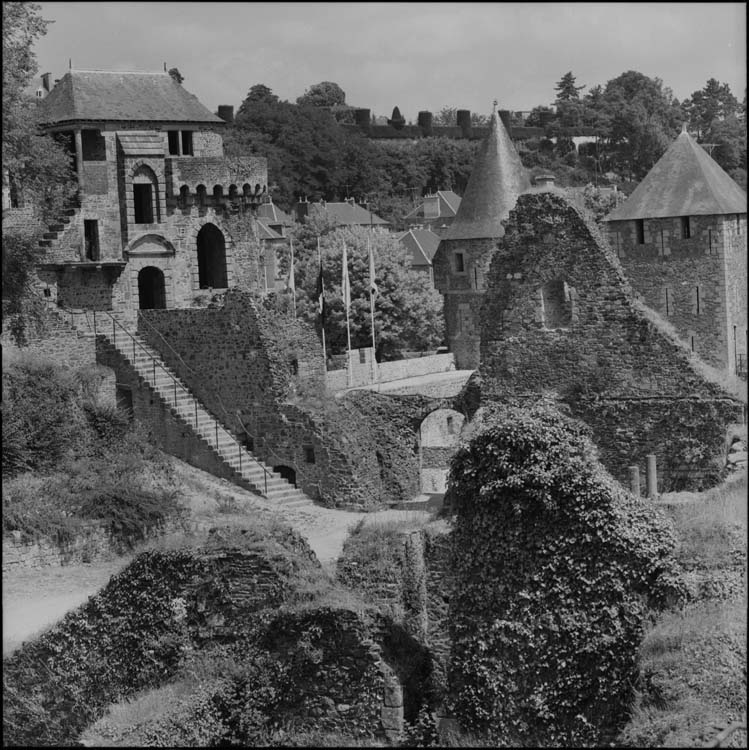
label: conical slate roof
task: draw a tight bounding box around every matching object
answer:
[445,108,530,240]
[38,70,224,125]
[605,127,747,221]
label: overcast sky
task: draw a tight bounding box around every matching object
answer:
[34,2,746,118]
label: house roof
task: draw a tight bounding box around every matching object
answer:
[37,70,224,125]
[605,127,747,221]
[308,201,390,226]
[444,108,530,240]
[396,228,441,266]
[256,201,294,226]
[404,190,462,220]
[256,220,283,241]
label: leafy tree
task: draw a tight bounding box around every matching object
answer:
[554,71,585,102]
[296,81,346,107]
[288,224,444,359]
[683,78,739,138]
[595,70,683,179]
[525,105,556,128]
[705,114,747,174]
[2,2,76,343]
[432,106,488,127]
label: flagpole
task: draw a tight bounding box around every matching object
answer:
[317,236,327,367]
[289,236,297,319]
[343,242,353,387]
[368,235,377,383]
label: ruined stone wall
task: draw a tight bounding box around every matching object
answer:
[723,214,748,370]
[137,293,420,507]
[479,192,744,490]
[607,214,737,370]
[432,237,496,370]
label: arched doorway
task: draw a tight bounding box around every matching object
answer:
[197,223,228,289]
[419,409,466,496]
[138,266,166,309]
[274,465,296,486]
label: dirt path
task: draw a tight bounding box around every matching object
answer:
[3,457,431,656]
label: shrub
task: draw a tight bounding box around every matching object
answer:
[446,402,686,747]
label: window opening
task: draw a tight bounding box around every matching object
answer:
[359,349,366,364]
[81,129,105,161]
[691,335,695,352]
[708,228,712,254]
[446,415,454,435]
[635,219,644,245]
[213,185,223,203]
[179,185,190,209]
[664,288,670,316]
[181,131,193,156]
[541,279,573,329]
[695,286,701,315]
[196,223,228,288]
[84,220,100,261]
[454,252,465,273]
[303,445,316,464]
[196,185,207,207]
[168,131,180,156]
[737,214,741,234]
[680,216,691,239]
[133,184,153,224]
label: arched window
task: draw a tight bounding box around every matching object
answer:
[179,185,190,209]
[132,165,159,224]
[228,184,238,201]
[196,184,207,208]
[242,183,252,199]
[213,185,224,203]
[541,279,573,329]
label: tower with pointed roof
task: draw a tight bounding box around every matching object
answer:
[604,125,747,375]
[24,69,271,321]
[432,106,530,369]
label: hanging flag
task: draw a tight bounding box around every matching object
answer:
[316,258,326,324]
[368,239,378,298]
[286,237,295,293]
[341,242,351,312]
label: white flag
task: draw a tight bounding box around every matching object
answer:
[368,239,378,298]
[342,242,351,311]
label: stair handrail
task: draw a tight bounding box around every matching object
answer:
[212,390,321,500]
[96,310,272,496]
[135,310,199,380]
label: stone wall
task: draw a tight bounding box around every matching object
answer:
[433,237,497,370]
[607,213,746,371]
[137,292,422,508]
[479,192,744,491]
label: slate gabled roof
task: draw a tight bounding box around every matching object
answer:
[605,127,747,221]
[38,70,224,125]
[256,201,294,226]
[404,190,462,220]
[396,228,441,266]
[256,220,283,241]
[445,108,530,240]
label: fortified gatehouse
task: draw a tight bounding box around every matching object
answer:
[30,69,272,322]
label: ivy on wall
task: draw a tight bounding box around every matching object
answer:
[446,402,687,746]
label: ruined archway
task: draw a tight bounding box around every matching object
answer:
[196,223,228,289]
[418,408,466,496]
[274,465,296,486]
[137,266,166,309]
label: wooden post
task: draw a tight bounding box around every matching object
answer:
[628,465,640,497]
[646,454,658,498]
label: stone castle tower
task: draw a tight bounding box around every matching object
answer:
[28,69,272,323]
[431,106,530,369]
[604,126,747,375]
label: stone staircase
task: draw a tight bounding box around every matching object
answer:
[37,206,79,253]
[98,324,314,508]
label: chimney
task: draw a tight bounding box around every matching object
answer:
[217,105,234,124]
[41,72,52,92]
[457,109,472,138]
[295,197,309,222]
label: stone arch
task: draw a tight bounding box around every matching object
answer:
[274,465,296,486]
[137,266,166,309]
[541,278,574,329]
[131,164,160,224]
[197,223,228,289]
[418,408,466,495]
